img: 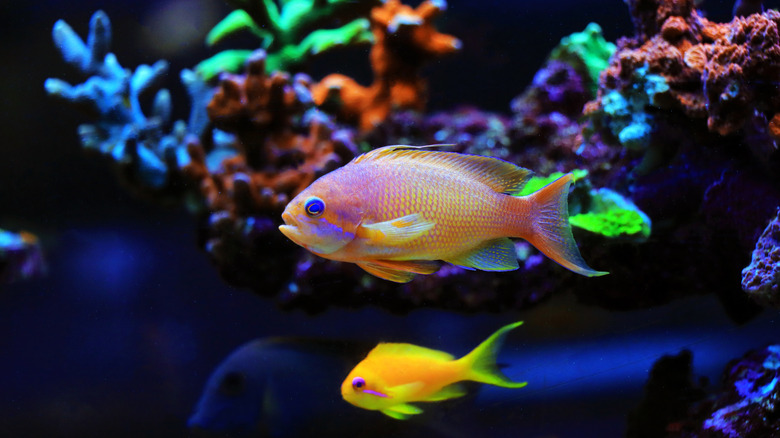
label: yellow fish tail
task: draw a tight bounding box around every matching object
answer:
[521,174,608,277]
[459,321,527,389]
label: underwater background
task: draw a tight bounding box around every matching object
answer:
[2,0,780,437]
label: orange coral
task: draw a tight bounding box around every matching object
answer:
[769,113,780,142]
[312,0,460,131]
[186,50,355,216]
[595,0,780,135]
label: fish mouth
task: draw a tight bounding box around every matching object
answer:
[281,212,298,227]
[279,212,302,244]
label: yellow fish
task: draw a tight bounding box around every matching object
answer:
[279,145,607,283]
[341,321,527,420]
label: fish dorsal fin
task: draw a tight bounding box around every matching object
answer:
[368,343,455,362]
[354,145,534,195]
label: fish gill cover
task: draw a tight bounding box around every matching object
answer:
[44,0,780,320]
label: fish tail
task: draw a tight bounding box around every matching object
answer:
[520,174,608,277]
[459,321,527,388]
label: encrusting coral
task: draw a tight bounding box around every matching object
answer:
[311,0,461,131]
[587,0,780,161]
[741,209,780,308]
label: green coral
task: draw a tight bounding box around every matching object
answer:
[196,0,380,80]
[549,22,616,94]
[570,188,651,241]
[518,169,589,196]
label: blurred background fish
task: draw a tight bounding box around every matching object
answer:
[188,337,483,438]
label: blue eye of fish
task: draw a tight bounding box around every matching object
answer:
[352,377,365,389]
[304,197,325,218]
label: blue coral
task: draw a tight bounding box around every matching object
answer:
[44,11,215,192]
[600,65,669,151]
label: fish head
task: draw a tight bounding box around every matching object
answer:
[279,177,362,255]
[341,367,393,411]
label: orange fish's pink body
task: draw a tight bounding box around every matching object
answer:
[279,145,607,283]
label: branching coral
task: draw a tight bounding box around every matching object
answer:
[311,0,461,131]
[196,0,380,80]
[44,11,213,196]
[189,50,357,215]
[741,209,780,307]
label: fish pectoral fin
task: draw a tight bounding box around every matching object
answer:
[357,214,435,246]
[444,238,519,271]
[387,381,426,399]
[357,262,417,283]
[380,403,424,420]
[422,383,467,402]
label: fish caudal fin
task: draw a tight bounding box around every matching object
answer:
[522,174,608,277]
[459,321,527,389]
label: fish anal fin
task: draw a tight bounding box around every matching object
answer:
[370,259,440,275]
[422,383,467,402]
[381,402,424,420]
[357,262,416,283]
[357,213,435,245]
[354,145,534,195]
[445,238,519,271]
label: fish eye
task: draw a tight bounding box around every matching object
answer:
[219,371,246,396]
[304,197,325,218]
[352,377,366,390]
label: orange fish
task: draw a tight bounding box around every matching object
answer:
[340,321,527,420]
[279,145,607,283]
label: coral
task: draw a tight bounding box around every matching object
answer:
[548,23,617,94]
[196,0,379,80]
[700,10,780,137]
[44,11,214,197]
[569,188,652,241]
[668,345,780,438]
[188,50,357,216]
[0,230,45,283]
[741,209,780,307]
[588,0,780,165]
[311,0,461,131]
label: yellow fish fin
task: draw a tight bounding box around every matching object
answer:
[368,343,455,362]
[459,321,527,389]
[444,238,519,271]
[422,383,467,402]
[354,145,534,195]
[357,213,435,245]
[357,262,417,283]
[380,403,423,420]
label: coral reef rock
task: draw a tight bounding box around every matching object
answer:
[742,209,780,307]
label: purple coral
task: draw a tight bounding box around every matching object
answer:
[741,209,780,307]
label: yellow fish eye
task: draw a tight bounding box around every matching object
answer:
[352,376,365,389]
[304,196,325,218]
